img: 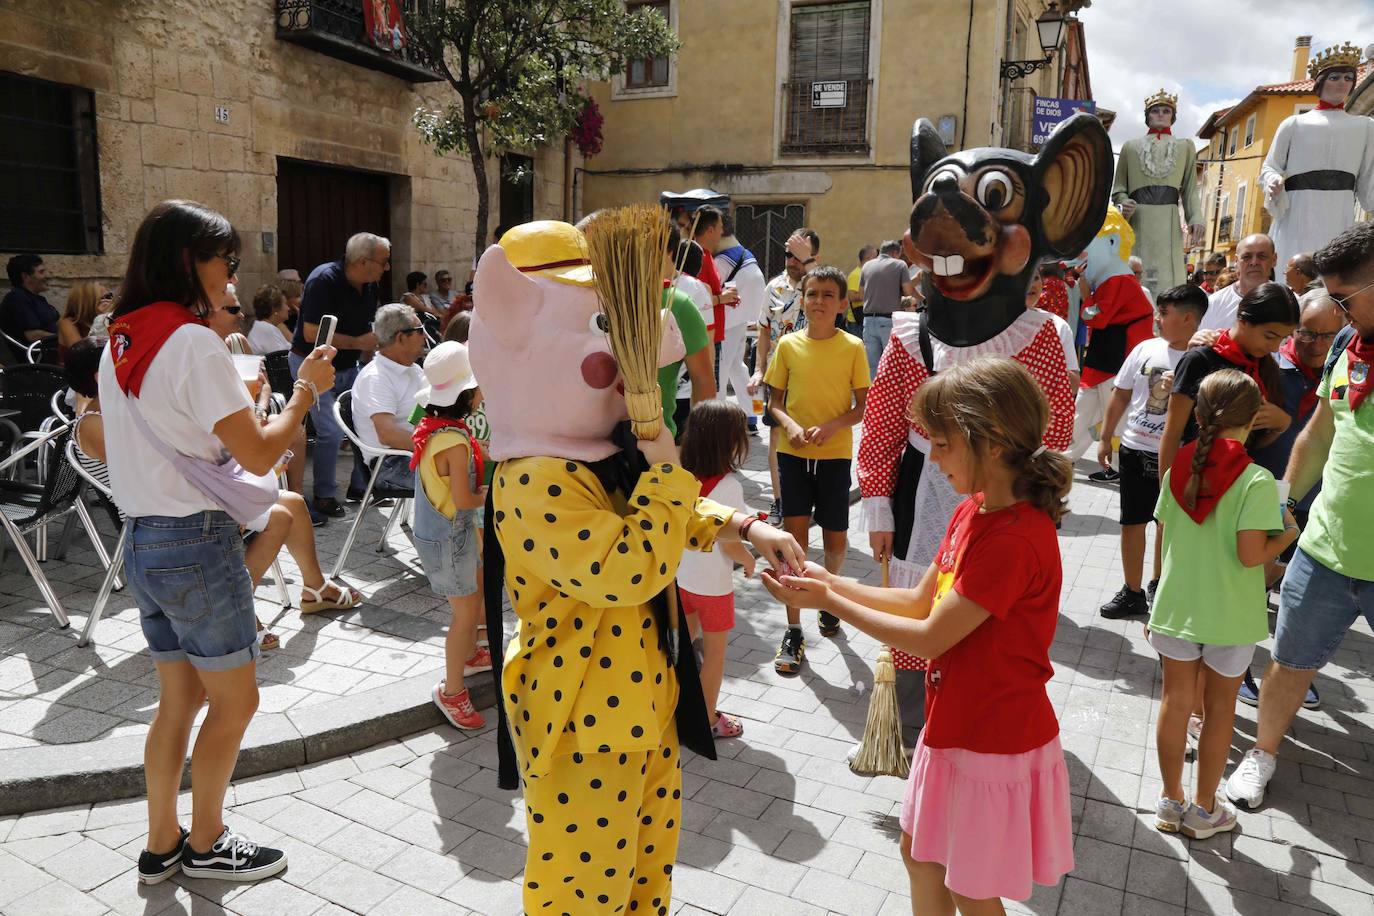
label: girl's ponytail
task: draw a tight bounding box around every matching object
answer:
[1183,369,1262,509]
[1014,445,1074,525]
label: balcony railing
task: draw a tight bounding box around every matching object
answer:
[1217,215,1233,243]
[780,78,871,156]
[276,1,442,83]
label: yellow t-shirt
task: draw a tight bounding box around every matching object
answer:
[846,266,863,323]
[418,428,473,519]
[763,330,870,460]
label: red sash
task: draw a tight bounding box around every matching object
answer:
[1169,438,1252,524]
[411,416,484,484]
[1346,333,1374,412]
[108,301,202,397]
[697,473,725,498]
[1279,338,1321,418]
[1212,330,1268,400]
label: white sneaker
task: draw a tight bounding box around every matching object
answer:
[1225,748,1277,810]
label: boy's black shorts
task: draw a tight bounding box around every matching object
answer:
[1119,445,1160,526]
[777,453,852,532]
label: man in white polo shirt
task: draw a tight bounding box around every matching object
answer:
[350,302,427,491]
[1199,234,1277,331]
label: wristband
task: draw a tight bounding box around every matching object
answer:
[738,515,761,541]
[292,378,318,406]
[1284,523,1299,533]
[1285,497,1298,512]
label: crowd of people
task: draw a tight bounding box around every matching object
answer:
[3,185,1373,913]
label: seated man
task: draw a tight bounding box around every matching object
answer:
[351,302,428,492]
[1,254,57,360]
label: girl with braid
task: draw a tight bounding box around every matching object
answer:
[1149,370,1300,839]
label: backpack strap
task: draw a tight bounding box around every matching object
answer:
[721,246,753,283]
[1323,325,1357,384]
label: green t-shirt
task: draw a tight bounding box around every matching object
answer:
[1300,349,1374,580]
[658,287,710,436]
[1150,463,1281,646]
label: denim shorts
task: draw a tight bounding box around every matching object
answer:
[415,512,480,598]
[125,512,259,671]
[1274,546,1374,670]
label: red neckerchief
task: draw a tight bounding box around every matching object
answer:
[1316,100,1345,111]
[108,301,202,397]
[1169,438,1253,524]
[1346,333,1374,411]
[695,254,725,344]
[410,416,484,483]
[1279,337,1321,418]
[697,473,725,497]
[1211,330,1268,399]
[1148,127,1172,136]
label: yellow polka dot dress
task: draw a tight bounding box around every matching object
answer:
[492,457,733,914]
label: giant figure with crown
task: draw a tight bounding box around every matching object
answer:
[1112,89,1202,296]
[1261,41,1374,271]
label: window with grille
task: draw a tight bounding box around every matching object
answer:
[0,73,102,254]
[625,1,671,89]
[734,203,806,281]
[781,1,871,155]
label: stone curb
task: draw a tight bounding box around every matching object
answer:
[0,483,861,815]
[0,670,496,816]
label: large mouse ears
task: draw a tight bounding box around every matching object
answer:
[1034,113,1113,258]
[910,119,949,200]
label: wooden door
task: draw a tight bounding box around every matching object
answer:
[276,158,392,299]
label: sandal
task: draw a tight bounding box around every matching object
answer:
[711,711,743,739]
[255,620,280,651]
[299,579,363,615]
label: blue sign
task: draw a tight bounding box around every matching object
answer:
[1032,97,1097,146]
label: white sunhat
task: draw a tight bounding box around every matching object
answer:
[416,341,479,408]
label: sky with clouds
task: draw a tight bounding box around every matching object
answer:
[1077,0,1374,149]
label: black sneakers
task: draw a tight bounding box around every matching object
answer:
[1088,467,1120,482]
[1100,585,1149,619]
[774,628,805,677]
[137,826,189,885]
[181,828,288,883]
[818,610,841,637]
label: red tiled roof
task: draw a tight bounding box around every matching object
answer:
[1197,62,1373,136]
[1261,62,1374,95]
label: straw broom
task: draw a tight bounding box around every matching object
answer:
[849,558,911,778]
[585,204,673,441]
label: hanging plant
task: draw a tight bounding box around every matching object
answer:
[571,97,604,159]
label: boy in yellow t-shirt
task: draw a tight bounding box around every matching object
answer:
[763,265,870,674]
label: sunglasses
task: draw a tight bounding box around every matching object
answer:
[222,304,243,315]
[1330,280,1374,317]
[398,326,426,337]
[217,254,241,275]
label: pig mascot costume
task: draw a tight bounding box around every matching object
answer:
[469,221,736,914]
[857,114,1110,744]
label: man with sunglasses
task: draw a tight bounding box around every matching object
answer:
[290,232,388,519]
[1227,221,1374,811]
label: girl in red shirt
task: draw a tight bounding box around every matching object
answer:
[762,357,1074,910]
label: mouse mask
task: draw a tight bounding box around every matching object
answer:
[905,112,1112,347]
[469,221,685,464]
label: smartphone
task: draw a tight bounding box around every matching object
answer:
[315,314,337,349]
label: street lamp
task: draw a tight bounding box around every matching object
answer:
[999,2,1067,81]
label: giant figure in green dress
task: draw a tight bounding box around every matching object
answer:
[1112,90,1203,296]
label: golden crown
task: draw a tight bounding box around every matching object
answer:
[1143,89,1178,112]
[1309,42,1362,79]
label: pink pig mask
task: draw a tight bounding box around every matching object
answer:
[469,240,685,463]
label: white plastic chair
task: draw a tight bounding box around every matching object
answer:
[328,391,412,581]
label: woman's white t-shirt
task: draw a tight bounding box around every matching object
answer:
[676,472,750,596]
[247,319,292,355]
[98,323,254,518]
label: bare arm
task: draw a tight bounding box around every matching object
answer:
[1237,514,1299,568]
[684,346,717,404]
[1157,393,1195,482]
[1097,387,1132,467]
[769,384,807,449]
[56,319,83,349]
[370,412,415,451]
[809,388,868,445]
[829,561,939,618]
[23,327,54,342]
[215,399,313,476]
[750,328,772,388]
[1284,397,1335,502]
[435,441,487,510]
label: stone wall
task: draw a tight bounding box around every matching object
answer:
[0,0,574,309]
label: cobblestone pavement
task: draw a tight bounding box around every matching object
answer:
[2,429,1374,914]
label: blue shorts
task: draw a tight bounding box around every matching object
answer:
[415,513,480,598]
[1273,546,1374,671]
[125,512,259,672]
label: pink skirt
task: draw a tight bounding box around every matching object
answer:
[899,732,1074,901]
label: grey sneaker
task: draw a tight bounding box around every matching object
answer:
[1181,798,1238,839]
[1155,795,1187,833]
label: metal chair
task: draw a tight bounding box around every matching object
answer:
[49,389,72,423]
[71,439,292,648]
[0,364,68,435]
[0,421,103,628]
[26,338,58,365]
[1,329,30,365]
[328,390,412,580]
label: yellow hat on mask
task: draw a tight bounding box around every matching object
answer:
[497,221,595,287]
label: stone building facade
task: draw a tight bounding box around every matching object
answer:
[0,0,574,309]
